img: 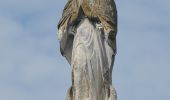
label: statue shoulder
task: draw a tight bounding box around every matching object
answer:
[58,0,79,28]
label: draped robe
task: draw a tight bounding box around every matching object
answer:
[57,0,118,100]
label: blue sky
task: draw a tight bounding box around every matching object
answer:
[0,0,169,100]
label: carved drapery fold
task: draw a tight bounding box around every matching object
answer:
[63,19,117,100]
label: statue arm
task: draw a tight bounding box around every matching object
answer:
[57,0,79,40]
[97,0,118,54]
[58,0,72,29]
[98,0,117,36]
[58,0,78,29]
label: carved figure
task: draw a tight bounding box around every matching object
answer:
[57,0,118,100]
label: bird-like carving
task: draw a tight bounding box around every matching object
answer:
[58,0,117,39]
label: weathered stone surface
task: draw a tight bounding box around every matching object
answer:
[58,0,117,38]
[57,0,118,100]
[61,18,117,100]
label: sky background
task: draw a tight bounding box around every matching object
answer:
[0,0,170,100]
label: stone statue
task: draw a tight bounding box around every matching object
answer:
[57,0,117,100]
